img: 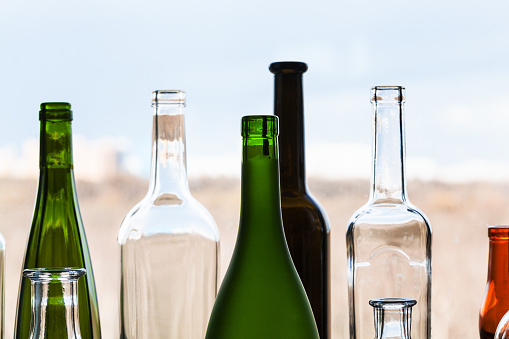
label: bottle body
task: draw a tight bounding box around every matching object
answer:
[270,61,331,338]
[346,87,431,339]
[480,226,509,339]
[205,116,319,339]
[118,91,219,338]
[25,268,85,339]
[0,234,4,339]
[15,103,101,339]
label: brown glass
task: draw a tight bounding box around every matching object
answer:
[480,226,509,339]
[269,61,331,339]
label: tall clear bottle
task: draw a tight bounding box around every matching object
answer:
[118,90,220,338]
[480,226,509,339]
[205,116,319,339]
[346,87,432,339]
[15,103,101,339]
[24,268,86,339]
[269,61,330,339]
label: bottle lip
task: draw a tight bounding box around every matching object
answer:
[369,297,417,309]
[371,86,405,103]
[241,115,278,138]
[23,267,86,282]
[269,61,308,74]
[152,90,186,107]
[39,102,73,121]
[488,225,509,239]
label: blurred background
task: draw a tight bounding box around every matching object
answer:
[1,0,508,337]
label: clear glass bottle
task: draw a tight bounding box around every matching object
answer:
[15,103,101,339]
[495,309,509,339]
[24,268,86,339]
[370,298,416,339]
[0,233,4,339]
[205,115,319,339]
[269,61,331,339]
[346,87,432,339]
[118,90,220,338]
[480,226,509,339]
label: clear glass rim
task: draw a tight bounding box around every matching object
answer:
[371,86,405,103]
[23,267,86,282]
[152,90,186,106]
[369,297,417,309]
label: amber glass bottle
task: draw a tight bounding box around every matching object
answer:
[269,61,331,339]
[480,226,509,339]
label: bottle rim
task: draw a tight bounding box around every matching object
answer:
[369,297,417,309]
[269,61,308,74]
[488,225,509,239]
[23,267,86,282]
[152,90,186,107]
[39,102,73,121]
[241,115,278,138]
[371,86,405,103]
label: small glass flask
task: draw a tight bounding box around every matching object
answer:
[495,310,509,339]
[23,268,86,339]
[369,298,416,339]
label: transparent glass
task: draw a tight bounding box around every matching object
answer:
[480,226,509,339]
[370,298,416,339]
[346,87,432,339]
[205,116,319,339]
[118,90,220,338]
[495,310,509,339]
[24,268,86,339]
[0,234,4,339]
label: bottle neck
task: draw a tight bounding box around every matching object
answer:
[148,104,190,198]
[28,274,82,338]
[487,231,509,283]
[273,72,306,192]
[370,101,407,203]
[40,119,73,170]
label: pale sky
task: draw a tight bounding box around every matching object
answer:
[0,0,508,181]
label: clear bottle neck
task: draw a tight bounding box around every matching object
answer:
[24,268,85,339]
[370,298,416,339]
[148,90,190,200]
[369,86,407,204]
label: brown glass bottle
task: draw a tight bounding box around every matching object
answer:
[269,61,331,339]
[480,226,509,339]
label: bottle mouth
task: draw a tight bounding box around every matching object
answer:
[39,102,73,121]
[371,86,405,103]
[369,297,417,309]
[488,225,509,239]
[269,61,308,74]
[23,268,86,282]
[242,115,278,138]
[152,90,186,107]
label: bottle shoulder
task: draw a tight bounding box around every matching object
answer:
[347,200,431,234]
[118,194,219,245]
[280,191,330,233]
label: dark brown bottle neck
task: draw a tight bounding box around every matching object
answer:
[273,71,307,193]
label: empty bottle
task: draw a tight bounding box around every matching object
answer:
[118,90,220,338]
[15,103,101,339]
[346,87,432,339]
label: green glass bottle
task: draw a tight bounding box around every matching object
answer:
[205,115,319,339]
[14,103,101,339]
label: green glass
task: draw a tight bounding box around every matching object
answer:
[15,103,101,339]
[205,115,319,339]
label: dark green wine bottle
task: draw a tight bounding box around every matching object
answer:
[205,115,319,339]
[270,61,331,339]
[14,103,101,339]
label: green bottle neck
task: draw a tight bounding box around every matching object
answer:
[39,119,74,170]
[239,133,285,242]
[273,69,307,193]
